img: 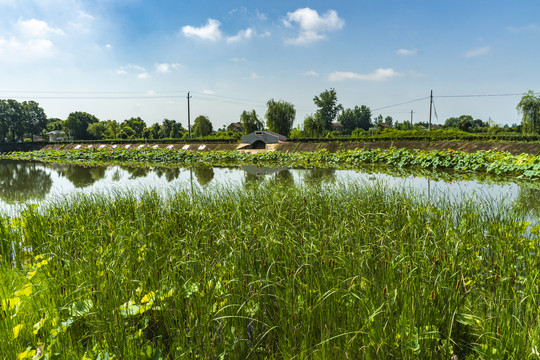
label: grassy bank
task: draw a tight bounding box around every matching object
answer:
[1,183,539,359]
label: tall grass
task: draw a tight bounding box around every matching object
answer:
[0,182,538,359]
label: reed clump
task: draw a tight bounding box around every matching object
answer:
[0,182,538,359]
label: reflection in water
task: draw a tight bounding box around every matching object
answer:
[516,187,540,218]
[55,164,106,188]
[302,168,336,185]
[121,166,150,179]
[0,160,52,203]
[0,160,538,224]
[155,167,181,182]
[192,167,214,186]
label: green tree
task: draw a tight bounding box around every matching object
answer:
[122,117,146,138]
[22,101,47,140]
[357,105,372,131]
[103,120,121,139]
[64,112,99,140]
[192,115,213,137]
[87,122,107,139]
[149,123,161,139]
[303,114,325,137]
[313,89,342,131]
[240,110,264,134]
[517,90,540,134]
[265,99,296,137]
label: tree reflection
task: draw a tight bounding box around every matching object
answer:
[154,167,181,182]
[0,160,53,203]
[515,185,540,218]
[56,164,106,188]
[121,166,150,179]
[192,167,214,186]
[302,168,336,186]
[268,169,295,187]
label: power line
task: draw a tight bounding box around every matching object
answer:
[372,96,430,111]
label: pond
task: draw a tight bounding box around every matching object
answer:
[1,159,540,221]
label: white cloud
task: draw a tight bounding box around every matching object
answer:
[256,10,268,21]
[231,57,248,63]
[248,72,261,79]
[0,36,54,56]
[115,64,147,78]
[226,28,254,43]
[329,68,401,82]
[181,19,222,41]
[284,8,344,45]
[304,70,319,76]
[396,48,417,56]
[202,89,215,95]
[16,18,64,37]
[464,45,491,58]
[155,63,181,73]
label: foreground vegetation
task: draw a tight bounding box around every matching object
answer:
[3,146,540,178]
[1,182,539,359]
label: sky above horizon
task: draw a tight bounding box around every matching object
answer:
[0,0,539,129]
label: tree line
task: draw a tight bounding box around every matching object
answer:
[0,89,538,142]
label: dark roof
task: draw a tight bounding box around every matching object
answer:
[241,130,287,144]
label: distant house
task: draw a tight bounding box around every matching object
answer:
[331,122,344,132]
[240,131,287,149]
[46,130,66,142]
[227,122,244,133]
[378,123,392,130]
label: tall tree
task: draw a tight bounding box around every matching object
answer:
[357,105,372,131]
[265,99,296,137]
[192,115,213,137]
[313,89,342,131]
[303,114,325,137]
[122,117,146,138]
[64,111,99,140]
[517,90,540,134]
[240,110,264,134]
[22,101,47,140]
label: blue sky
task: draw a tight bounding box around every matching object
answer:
[0,0,539,129]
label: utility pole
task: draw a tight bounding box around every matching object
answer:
[428,90,433,131]
[410,110,414,127]
[187,91,192,139]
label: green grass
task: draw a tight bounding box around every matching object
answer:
[0,182,539,359]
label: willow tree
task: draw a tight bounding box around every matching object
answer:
[517,90,540,134]
[265,99,295,137]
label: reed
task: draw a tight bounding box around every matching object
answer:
[0,182,538,359]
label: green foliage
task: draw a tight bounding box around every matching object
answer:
[313,88,342,130]
[192,115,213,138]
[4,146,540,178]
[303,113,324,137]
[265,99,296,137]
[240,110,263,134]
[0,99,47,141]
[64,111,99,140]
[517,90,540,134]
[338,105,372,131]
[0,182,538,358]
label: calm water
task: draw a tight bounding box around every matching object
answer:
[1,159,539,219]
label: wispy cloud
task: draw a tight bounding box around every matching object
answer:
[181,19,222,41]
[226,28,254,43]
[155,63,181,73]
[464,45,491,58]
[304,70,319,76]
[507,24,540,32]
[396,48,417,56]
[329,68,401,82]
[284,8,344,45]
[16,18,64,37]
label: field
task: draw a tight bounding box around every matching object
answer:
[1,180,539,359]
